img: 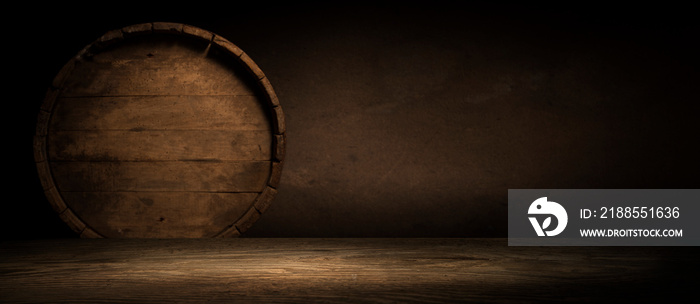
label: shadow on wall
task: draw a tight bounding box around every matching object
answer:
[237,4,700,237]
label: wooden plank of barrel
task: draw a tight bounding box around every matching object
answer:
[34,22,285,238]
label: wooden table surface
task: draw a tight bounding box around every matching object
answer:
[0,238,696,303]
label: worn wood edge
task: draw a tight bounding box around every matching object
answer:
[209,35,285,123]
[36,158,78,229]
[242,55,284,115]
[79,227,104,238]
[222,187,278,236]
[43,187,67,214]
[259,76,280,107]
[88,23,210,54]
[212,35,244,57]
[268,161,284,188]
[35,160,52,190]
[37,87,59,137]
[33,136,45,163]
[272,105,286,134]
[35,131,71,218]
[213,224,242,238]
[152,22,184,34]
[182,24,215,42]
[35,35,96,238]
[257,74,285,136]
[121,22,154,37]
[233,206,261,235]
[92,29,124,51]
[35,110,50,136]
[238,53,265,80]
[254,186,278,214]
[86,22,181,57]
[213,201,265,238]
[39,88,59,112]
[273,133,286,162]
[35,32,76,230]
[58,208,89,236]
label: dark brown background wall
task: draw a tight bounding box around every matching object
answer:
[6,2,699,239]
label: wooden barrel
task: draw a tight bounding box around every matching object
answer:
[34,22,285,238]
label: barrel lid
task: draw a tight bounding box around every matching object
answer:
[34,22,285,238]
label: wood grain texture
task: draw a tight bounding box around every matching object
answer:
[269,161,283,188]
[152,22,184,34]
[213,35,244,57]
[93,29,124,48]
[271,105,286,134]
[259,77,280,107]
[62,36,255,97]
[183,24,214,42]
[35,110,51,136]
[253,186,278,213]
[273,134,286,162]
[48,130,271,161]
[56,208,85,234]
[0,238,695,303]
[43,187,66,213]
[63,192,258,238]
[50,96,271,131]
[121,23,154,36]
[61,57,255,97]
[35,23,285,238]
[50,161,270,192]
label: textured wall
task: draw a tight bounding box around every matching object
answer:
[8,3,699,238]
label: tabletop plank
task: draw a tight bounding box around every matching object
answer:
[0,238,695,303]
